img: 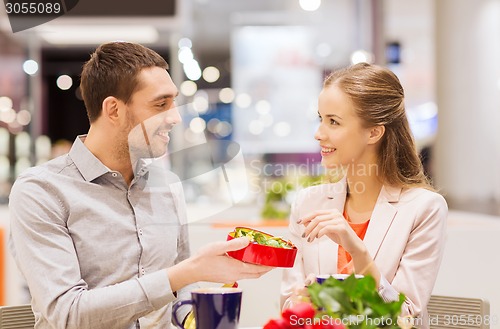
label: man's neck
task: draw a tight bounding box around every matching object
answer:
[84,126,134,185]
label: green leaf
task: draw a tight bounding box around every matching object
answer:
[318,289,342,313]
[307,274,406,328]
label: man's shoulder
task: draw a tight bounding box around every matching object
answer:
[15,154,73,184]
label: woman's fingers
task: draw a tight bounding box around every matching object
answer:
[298,209,341,225]
[304,273,317,285]
[301,211,344,240]
[302,214,332,239]
[306,219,341,242]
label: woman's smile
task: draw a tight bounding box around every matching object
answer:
[320,146,336,157]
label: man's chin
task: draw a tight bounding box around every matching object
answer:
[148,147,168,159]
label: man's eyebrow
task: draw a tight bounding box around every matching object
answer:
[151,91,179,102]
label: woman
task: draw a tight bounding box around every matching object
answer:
[281,63,447,328]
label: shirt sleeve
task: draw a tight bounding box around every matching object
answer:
[9,173,177,329]
[171,221,197,323]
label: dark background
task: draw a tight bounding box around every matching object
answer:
[41,47,170,142]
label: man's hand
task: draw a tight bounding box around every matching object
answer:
[168,237,274,292]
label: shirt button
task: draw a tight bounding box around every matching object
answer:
[141,268,146,275]
[138,229,143,235]
[111,173,118,178]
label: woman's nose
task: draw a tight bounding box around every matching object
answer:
[314,126,324,141]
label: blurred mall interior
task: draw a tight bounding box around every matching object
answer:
[1,0,500,326]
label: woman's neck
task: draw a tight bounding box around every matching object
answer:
[344,165,383,222]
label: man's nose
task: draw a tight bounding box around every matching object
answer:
[165,107,182,125]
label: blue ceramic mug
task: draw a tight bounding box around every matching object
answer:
[316,274,364,284]
[173,287,242,329]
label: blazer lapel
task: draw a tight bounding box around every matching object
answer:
[318,178,348,274]
[363,185,402,259]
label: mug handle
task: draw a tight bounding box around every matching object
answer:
[172,299,194,329]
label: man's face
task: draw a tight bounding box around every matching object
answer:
[125,67,181,160]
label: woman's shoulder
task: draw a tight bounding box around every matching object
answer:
[399,186,448,210]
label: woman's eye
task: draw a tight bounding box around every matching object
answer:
[330,119,339,125]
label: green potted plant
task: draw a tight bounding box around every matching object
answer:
[264,274,412,329]
[260,175,323,221]
[260,179,294,221]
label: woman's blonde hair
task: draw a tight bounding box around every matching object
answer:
[324,62,432,189]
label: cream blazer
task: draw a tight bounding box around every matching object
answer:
[281,178,448,327]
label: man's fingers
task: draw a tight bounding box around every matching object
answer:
[237,260,274,274]
[224,237,251,252]
[199,237,250,256]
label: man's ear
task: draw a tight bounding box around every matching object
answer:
[101,96,121,125]
[367,125,385,145]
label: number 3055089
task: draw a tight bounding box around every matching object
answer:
[442,314,498,326]
[5,2,62,14]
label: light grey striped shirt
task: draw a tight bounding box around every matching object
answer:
[9,135,192,329]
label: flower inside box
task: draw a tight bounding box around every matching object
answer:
[265,274,411,329]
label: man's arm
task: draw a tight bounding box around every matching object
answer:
[9,173,176,329]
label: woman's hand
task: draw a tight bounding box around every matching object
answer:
[298,209,379,281]
[282,273,317,311]
[298,209,363,255]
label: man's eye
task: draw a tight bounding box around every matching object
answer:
[158,99,176,109]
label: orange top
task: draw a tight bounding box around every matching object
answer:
[337,212,370,274]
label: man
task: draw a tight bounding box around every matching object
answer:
[9,41,271,329]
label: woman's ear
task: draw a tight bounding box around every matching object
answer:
[101,96,121,125]
[367,125,385,145]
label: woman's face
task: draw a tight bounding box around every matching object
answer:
[315,85,374,169]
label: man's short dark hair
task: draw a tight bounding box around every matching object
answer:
[80,42,169,123]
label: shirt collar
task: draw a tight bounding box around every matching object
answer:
[134,157,157,177]
[69,135,111,182]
